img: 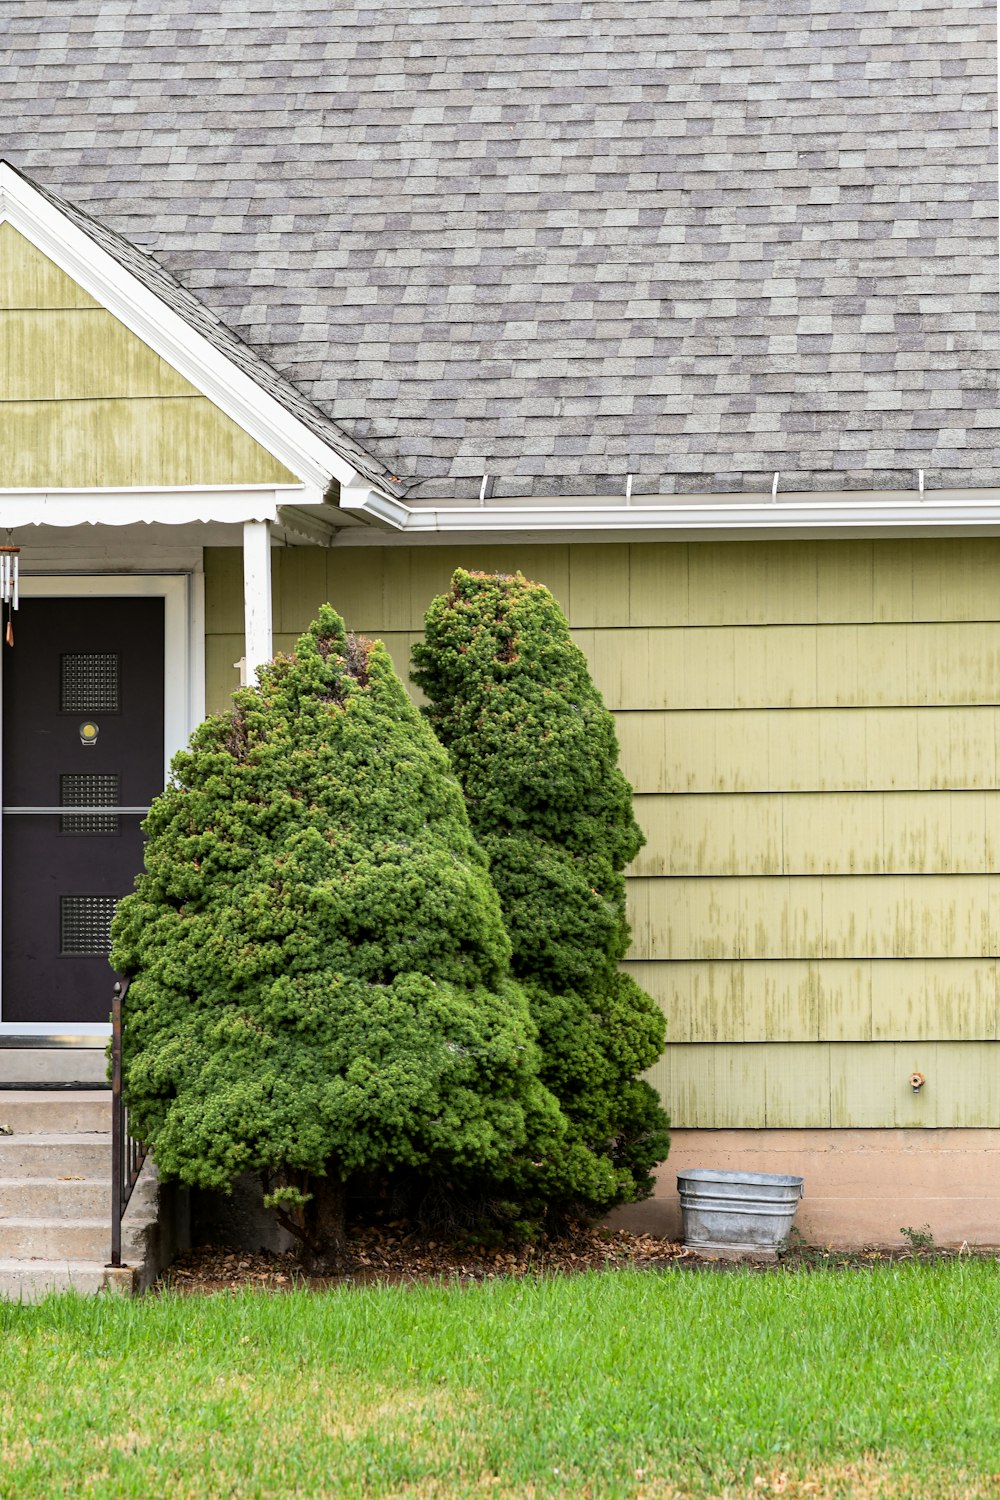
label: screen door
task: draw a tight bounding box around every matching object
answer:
[1,597,165,1025]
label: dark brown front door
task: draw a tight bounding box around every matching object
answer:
[2,597,165,1025]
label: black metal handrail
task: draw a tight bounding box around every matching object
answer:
[110,977,148,1269]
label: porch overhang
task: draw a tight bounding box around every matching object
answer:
[0,492,323,689]
[0,485,314,527]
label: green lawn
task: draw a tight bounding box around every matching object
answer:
[1,1262,998,1498]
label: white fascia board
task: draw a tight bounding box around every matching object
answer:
[0,485,316,526]
[340,483,1000,538]
[0,164,358,495]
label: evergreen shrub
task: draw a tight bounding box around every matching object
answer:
[111,606,564,1259]
[412,569,670,1214]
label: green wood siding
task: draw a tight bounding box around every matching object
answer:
[630,959,999,1044]
[633,792,1000,877]
[654,1043,1000,1129]
[204,535,1000,1130]
[616,709,1000,794]
[0,224,294,488]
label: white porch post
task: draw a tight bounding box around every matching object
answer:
[242,519,273,684]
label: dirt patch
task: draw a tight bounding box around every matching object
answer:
[734,1460,1000,1500]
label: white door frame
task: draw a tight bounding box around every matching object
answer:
[0,573,203,1037]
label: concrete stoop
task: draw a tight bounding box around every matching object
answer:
[0,1260,136,1298]
[0,1062,164,1302]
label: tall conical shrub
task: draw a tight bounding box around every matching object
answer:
[111,606,564,1259]
[412,570,669,1213]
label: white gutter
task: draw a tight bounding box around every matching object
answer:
[341,483,1000,538]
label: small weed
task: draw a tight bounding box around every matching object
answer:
[781,1227,838,1269]
[899,1224,935,1251]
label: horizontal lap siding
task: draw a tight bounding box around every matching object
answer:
[578,624,1000,711]
[617,714,1000,793]
[209,538,1000,635]
[633,792,1000,876]
[628,960,999,1043]
[204,539,1000,1129]
[654,1044,1000,1130]
[628,875,1000,960]
[1,396,293,488]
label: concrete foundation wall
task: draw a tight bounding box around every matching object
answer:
[190,1175,295,1256]
[611,1130,1000,1250]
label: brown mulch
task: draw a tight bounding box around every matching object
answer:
[158,1223,693,1293]
[158,1226,993,1295]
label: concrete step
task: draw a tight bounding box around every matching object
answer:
[0,1175,158,1217]
[0,1048,107,1086]
[0,1216,114,1261]
[0,1132,111,1177]
[0,1177,109,1217]
[0,1053,165,1298]
[0,1259,135,1302]
[0,1090,111,1134]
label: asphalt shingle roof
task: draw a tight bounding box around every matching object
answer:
[3,0,998,499]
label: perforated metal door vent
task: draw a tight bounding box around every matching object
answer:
[60,773,120,834]
[60,653,120,714]
[59,895,118,955]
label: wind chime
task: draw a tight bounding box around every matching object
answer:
[0,534,21,647]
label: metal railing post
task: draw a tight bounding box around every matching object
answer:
[110,976,147,1272]
[110,980,125,1268]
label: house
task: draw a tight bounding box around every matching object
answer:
[1,0,998,1258]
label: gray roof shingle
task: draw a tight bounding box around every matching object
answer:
[3,0,998,499]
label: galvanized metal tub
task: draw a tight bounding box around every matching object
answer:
[678,1168,804,1256]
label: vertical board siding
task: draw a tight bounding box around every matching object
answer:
[0,225,294,488]
[204,539,1000,1129]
